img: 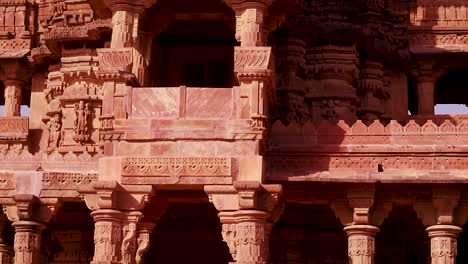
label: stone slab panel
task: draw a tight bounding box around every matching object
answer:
[131,87,179,119]
[185,88,233,119]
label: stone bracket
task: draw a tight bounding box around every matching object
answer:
[414,187,460,226]
[205,181,283,221]
[78,180,154,211]
[3,194,62,223]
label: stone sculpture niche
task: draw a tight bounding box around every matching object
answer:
[73,100,93,144]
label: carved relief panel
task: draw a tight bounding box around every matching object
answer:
[43,55,104,154]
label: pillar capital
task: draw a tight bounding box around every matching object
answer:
[78,181,154,211]
[205,181,283,218]
[414,187,460,226]
[426,224,462,264]
[3,195,62,223]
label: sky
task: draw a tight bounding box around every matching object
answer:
[0,104,467,118]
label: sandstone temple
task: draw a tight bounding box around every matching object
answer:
[2,0,468,263]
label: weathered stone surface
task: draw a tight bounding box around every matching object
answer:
[1,0,468,263]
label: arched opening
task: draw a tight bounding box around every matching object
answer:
[147,202,231,264]
[41,202,94,263]
[144,0,237,88]
[270,204,348,263]
[375,205,429,264]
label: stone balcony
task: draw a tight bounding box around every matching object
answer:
[268,116,468,183]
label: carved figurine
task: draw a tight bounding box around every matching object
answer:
[47,113,63,152]
[73,100,92,143]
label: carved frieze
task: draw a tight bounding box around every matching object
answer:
[42,172,98,190]
[121,157,232,185]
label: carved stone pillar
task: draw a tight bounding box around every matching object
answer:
[135,222,155,264]
[90,209,123,264]
[426,225,461,264]
[344,225,378,264]
[234,210,268,264]
[12,221,44,264]
[106,0,156,48]
[3,79,23,117]
[358,61,384,124]
[219,212,237,263]
[415,62,435,115]
[307,45,358,122]
[121,211,143,264]
[228,1,272,46]
[0,216,13,264]
[110,9,137,48]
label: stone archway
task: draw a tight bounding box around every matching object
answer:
[375,205,430,264]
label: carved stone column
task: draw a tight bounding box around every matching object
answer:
[358,61,385,124]
[414,62,435,115]
[90,209,123,264]
[344,225,378,264]
[135,222,155,264]
[235,210,268,264]
[205,182,283,264]
[0,216,13,264]
[227,0,273,46]
[426,225,461,264]
[121,211,143,264]
[219,212,237,263]
[12,221,44,264]
[3,79,23,117]
[307,45,358,122]
[106,0,156,48]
